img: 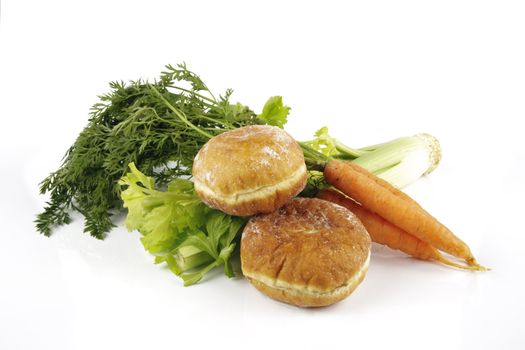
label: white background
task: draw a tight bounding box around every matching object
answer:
[1,1,524,349]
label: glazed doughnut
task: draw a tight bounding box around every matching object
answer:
[241,198,371,307]
[192,125,307,216]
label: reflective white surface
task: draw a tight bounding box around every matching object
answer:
[1,1,524,349]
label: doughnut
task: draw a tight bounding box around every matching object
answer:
[192,125,307,216]
[241,198,371,307]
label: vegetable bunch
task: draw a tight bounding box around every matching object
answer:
[37,63,481,286]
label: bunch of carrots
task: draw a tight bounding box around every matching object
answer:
[316,160,486,271]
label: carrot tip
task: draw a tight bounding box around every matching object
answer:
[467,258,490,272]
[437,255,489,272]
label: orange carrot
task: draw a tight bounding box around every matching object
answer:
[323,159,484,270]
[317,189,480,270]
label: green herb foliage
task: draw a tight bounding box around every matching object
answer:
[36,63,289,239]
[119,163,246,285]
[258,96,290,128]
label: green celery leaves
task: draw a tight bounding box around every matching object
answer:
[119,163,246,286]
[257,96,291,128]
[306,127,340,157]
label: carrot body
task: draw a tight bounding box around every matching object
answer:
[323,159,481,268]
[317,189,479,270]
[318,189,434,260]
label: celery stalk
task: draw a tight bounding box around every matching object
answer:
[353,133,441,188]
[302,129,442,189]
[175,245,214,272]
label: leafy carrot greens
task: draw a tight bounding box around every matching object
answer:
[36,63,288,239]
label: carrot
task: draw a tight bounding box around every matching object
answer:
[323,159,485,270]
[317,189,481,270]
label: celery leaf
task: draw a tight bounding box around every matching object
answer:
[257,96,290,128]
[119,163,246,286]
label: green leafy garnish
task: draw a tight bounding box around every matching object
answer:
[119,163,246,285]
[302,126,364,159]
[257,96,290,128]
[305,127,340,157]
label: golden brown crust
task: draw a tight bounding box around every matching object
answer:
[246,258,368,307]
[192,125,307,216]
[241,198,372,307]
